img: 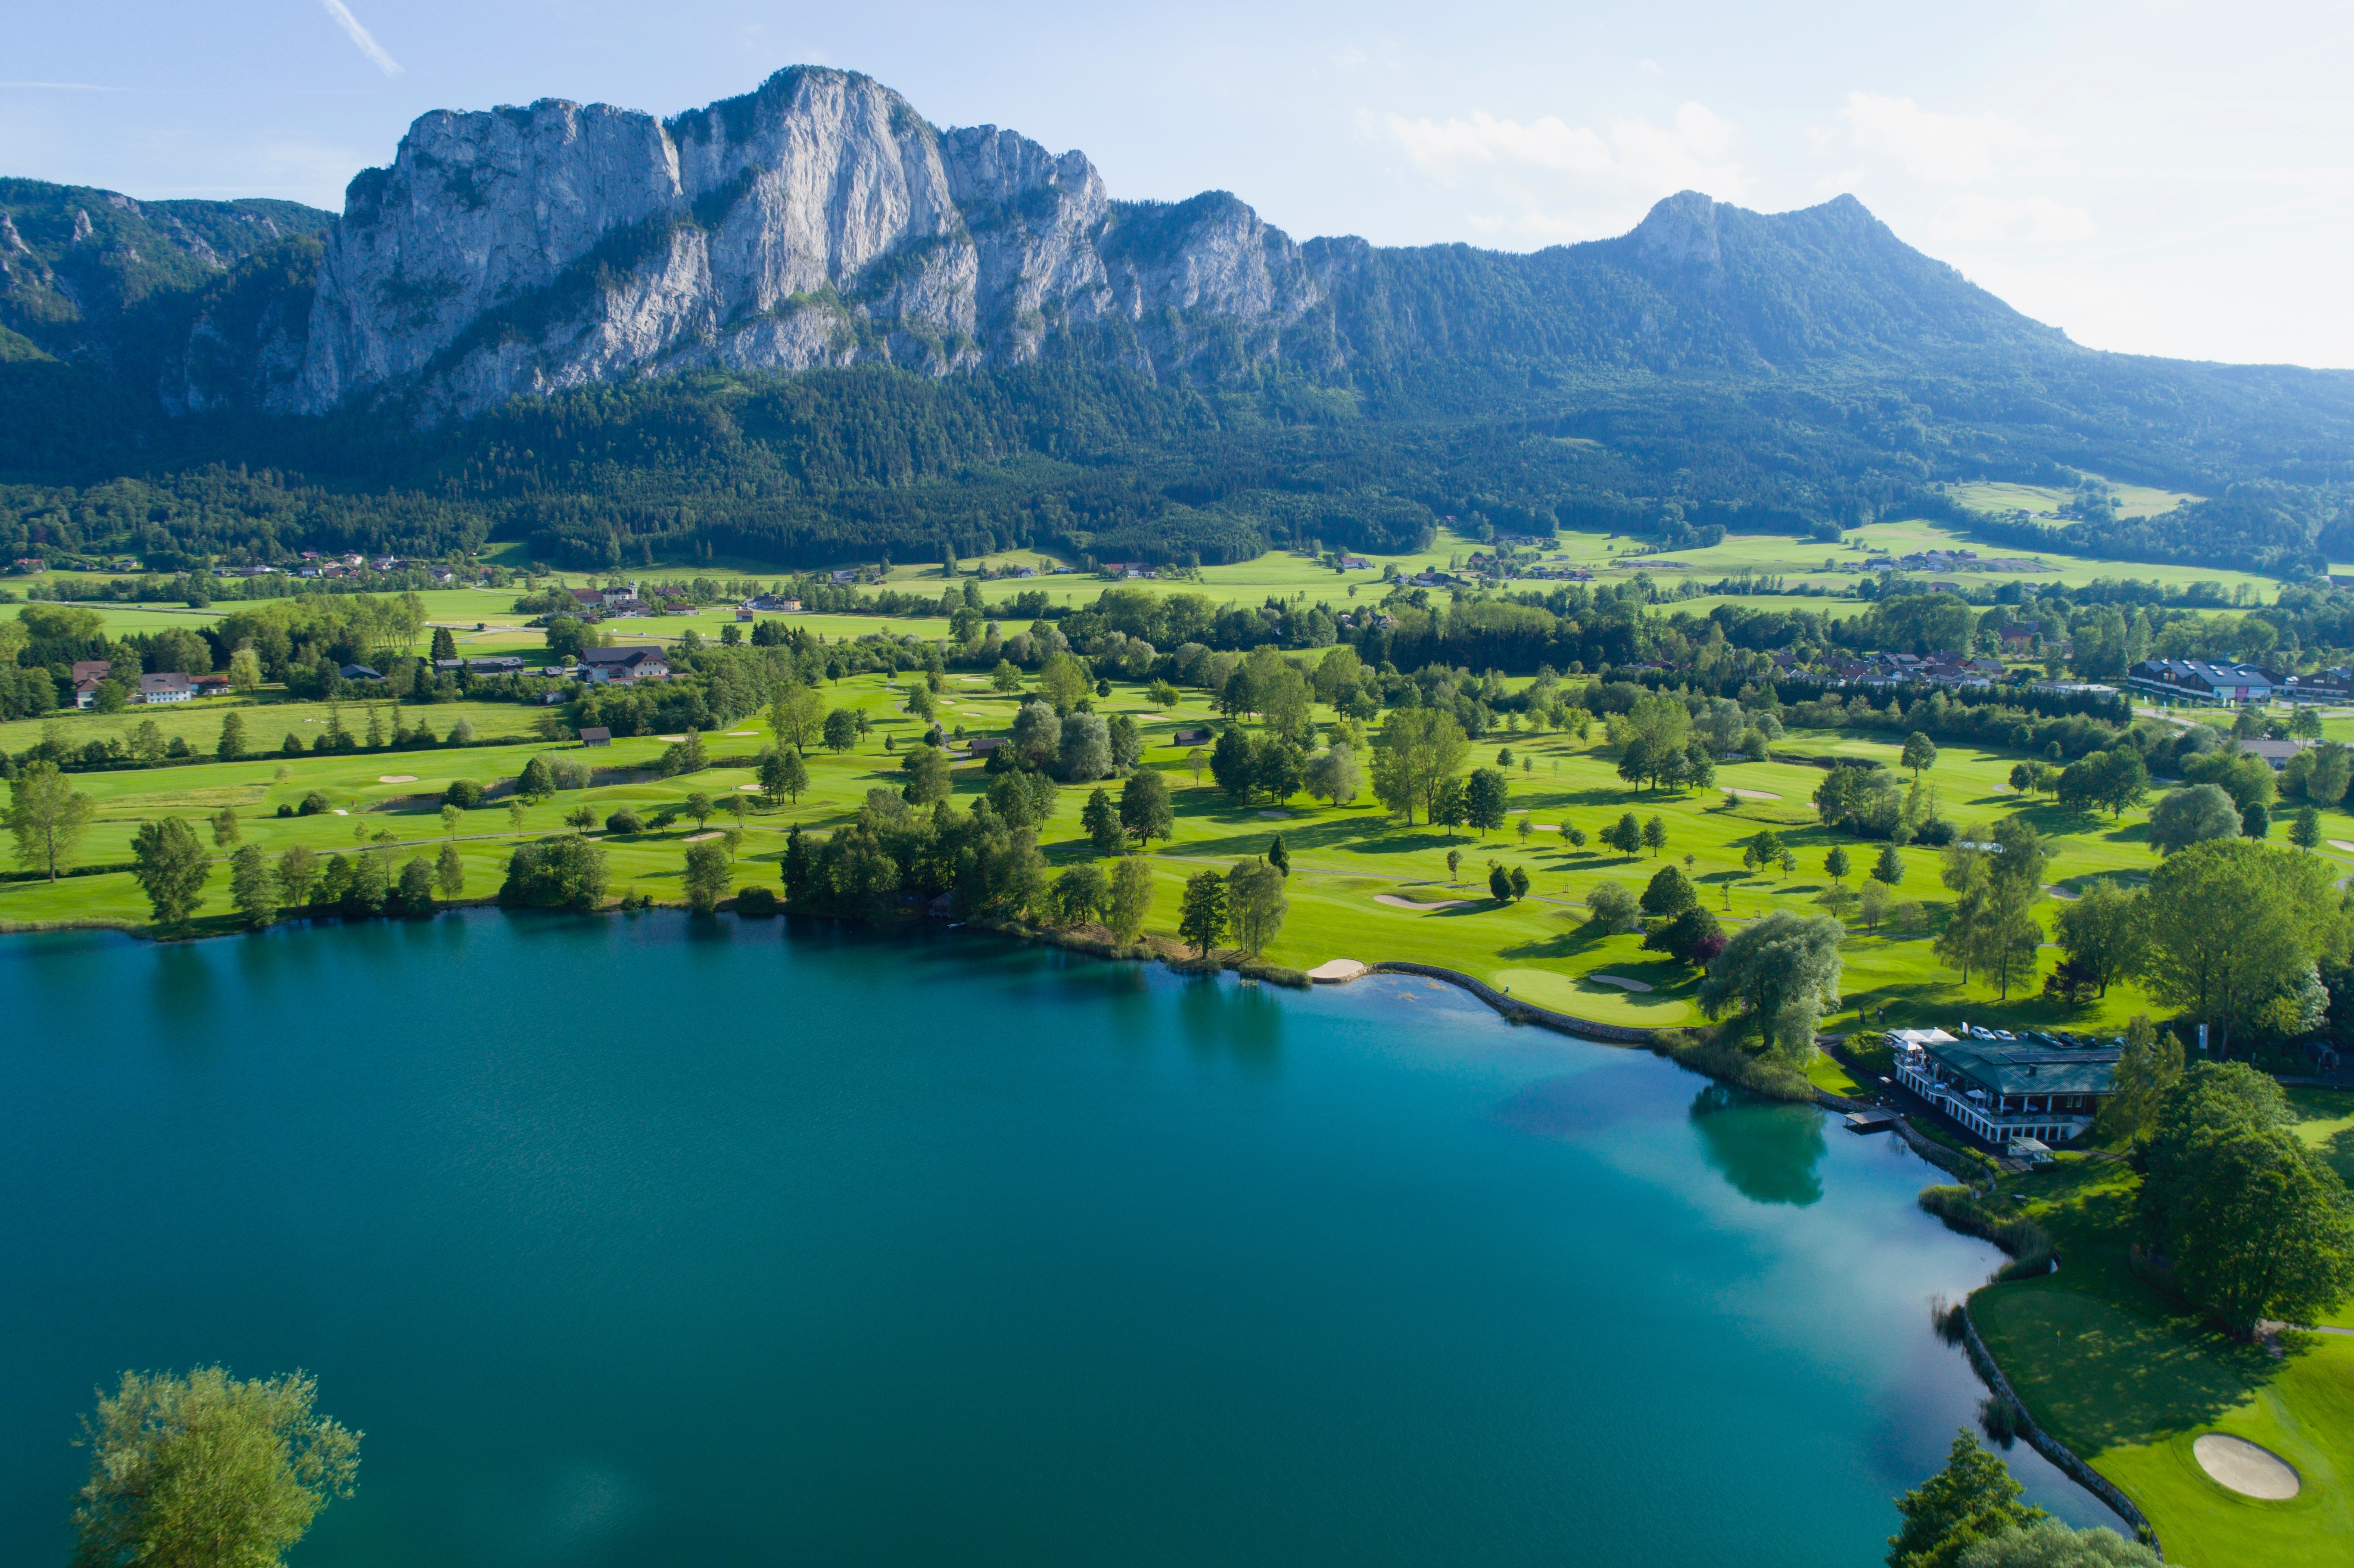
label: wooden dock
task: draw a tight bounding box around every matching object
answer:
[1843,1109,1897,1133]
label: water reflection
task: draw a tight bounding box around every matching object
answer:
[1688,1084,1828,1207]
[1175,971,1284,1068]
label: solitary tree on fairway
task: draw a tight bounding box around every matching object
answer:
[1871,844,1905,887]
[436,842,466,902]
[1178,870,1230,957]
[1742,828,1785,875]
[1825,845,1851,886]
[2292,805,2323,850]
[823,708,859,751]
[1446,848,1463,882]
[1464,767,1510,836]
[131,817,211,927]
[1643,815,1667,857]
[761,746,809,807]
[70,1367,361,1568]
[1118,767,1174,846]
[211,806,242,849]
[1901,732,1939,779]
[1488,862,1512,901]
[6,762,94,881]
[1081,787,1124,856]
[1267,834,1290,877]
[216,710,248,762]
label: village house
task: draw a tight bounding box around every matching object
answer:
[574,647,671,684]
[135,672,194,704]
[1891,1028,2120,1150]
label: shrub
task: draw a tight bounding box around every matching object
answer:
[1583,882,1640,933]
[1918,1186,2056,1280]
[297,790,332,816]
[1646,1028,1816,1102]
[735,885,779,916]
[443,779,485,809]
[604,808,644,836]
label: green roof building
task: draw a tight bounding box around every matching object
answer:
[1891,1028,2120,1147]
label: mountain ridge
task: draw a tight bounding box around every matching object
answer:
[2,65,2352,582]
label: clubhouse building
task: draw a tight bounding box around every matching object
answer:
[1890,1027,2120,1149]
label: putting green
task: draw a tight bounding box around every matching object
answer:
[1492,967,1695,1025]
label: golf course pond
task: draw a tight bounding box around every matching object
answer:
[0,914,2127,1565]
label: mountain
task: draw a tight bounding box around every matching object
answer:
[2,65,2351,578]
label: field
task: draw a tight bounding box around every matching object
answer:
[1949,477,2201,522]
[1971,1129,2354,1568]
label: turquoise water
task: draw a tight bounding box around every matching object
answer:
[0,914,2116,1565]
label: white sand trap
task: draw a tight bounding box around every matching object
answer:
[1258,809,1292,819]
[331,808,349,816]
[1137,712,1168,720]
[659,734,687,742]
[1308,959,1368,983]
[2045,884,2080,900]
[1728,788,1781,800]
[376,775,417,784]
[726,730,756,736]
[682,831,723,843]
[2192,1434,2299,1499]
[736,783,763,791]
[1374,893,1473,911]
[2330,840,2354,854]
[1589,974,1655,992]
[1532,823,1561,831]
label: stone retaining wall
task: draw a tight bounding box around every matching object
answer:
[1957,1305,2162,1556]
[1363,961,1669,1043]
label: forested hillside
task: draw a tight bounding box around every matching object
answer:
[3,67,2352,580]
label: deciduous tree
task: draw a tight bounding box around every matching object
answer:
[1885,1431,2045,1568]
[1698,909,1843,1061]
[130,817,210,927]
[1227,857,1288,956]
[1107,855,1154,943]
[6,761,94,881]
[1178,869,1229,957]
[1119,767,1174,845]
[70,1367,361,1568]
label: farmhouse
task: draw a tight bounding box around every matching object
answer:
[575,647,671,684]
[135,672,193,704]
[1891,1028,2119,1148]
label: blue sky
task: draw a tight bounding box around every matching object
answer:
[5,0,2348,367]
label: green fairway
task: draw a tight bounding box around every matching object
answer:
[16,659,2336,1054]
[1971,1156,2354,1568]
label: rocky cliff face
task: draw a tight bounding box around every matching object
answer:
[283,67,1329,417]
[6,66,2080,423]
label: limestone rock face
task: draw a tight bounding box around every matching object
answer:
[289,67,1327,416]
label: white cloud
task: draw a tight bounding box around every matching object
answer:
[321,0,402,78]
[1368,102,1746,246]
[1832,92,2033,184]
[1379,101,1744,192]
[1932,194,2096,245]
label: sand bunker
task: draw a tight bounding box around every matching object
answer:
[1728,788,1781,800]
[1589,974,1655,993]
[2192,1434,2299,1499]
[682,831,723,843]
[659,734,687,742]
[1307,959,1368,983]
[376,775,417,784]
[1374,893,1472,911]
[2330,840,2354,854]
[726,730,757,736]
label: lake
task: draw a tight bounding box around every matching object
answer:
[0,913,2118,1564]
